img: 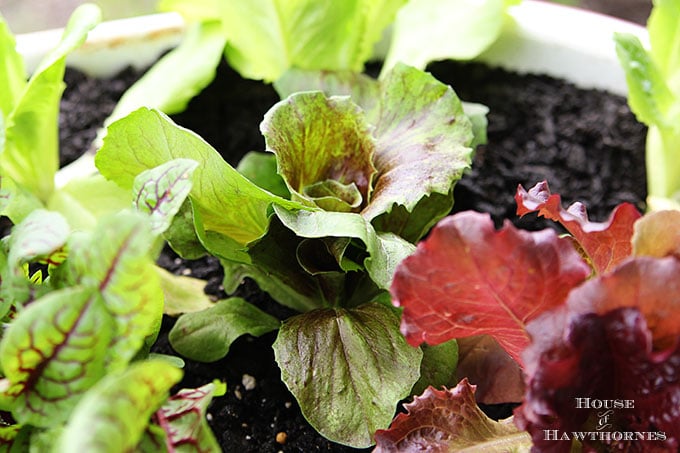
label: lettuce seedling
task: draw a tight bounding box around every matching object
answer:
[615,0,680,210]
[0,4,130,230]
[386,181,679,451]
[96,62,475,447]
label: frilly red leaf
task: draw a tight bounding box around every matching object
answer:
[391,211,591,365]
[515,181,642,274]
[373,379,530,452]
[516,257,680,452]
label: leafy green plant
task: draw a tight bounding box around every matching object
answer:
[95,61,476,447]
[615,0,680,210]
[0,4,131,230]
[380,181,679,451]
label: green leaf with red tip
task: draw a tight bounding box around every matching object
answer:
[154,382,221,452]
[516,180,642,274]
[273,302,422,448]
[57,360,183,452]
[391,211,591,365]
[374,379,531,452]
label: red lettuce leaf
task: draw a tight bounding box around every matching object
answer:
[515,181,641,274]
[391,211,591,365]
[373,379,531,452]
[516,257,680,452]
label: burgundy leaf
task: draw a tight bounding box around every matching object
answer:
[516,257,680,452]
[391,211,591,365]
[515,181,641,274]
[373,379,530,452]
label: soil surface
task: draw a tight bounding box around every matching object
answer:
[55,59,646,452]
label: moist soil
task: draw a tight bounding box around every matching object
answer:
[56,59,646,452]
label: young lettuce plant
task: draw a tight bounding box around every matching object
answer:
[0,207,222,451]
[0,4,130,230]
[95,62,476,447]
[380,181,680,451]
[615,0,680,211]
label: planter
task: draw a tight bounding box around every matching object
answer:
[6,1,667,452]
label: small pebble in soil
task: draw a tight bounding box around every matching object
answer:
[242,373,257,391]
[276,432,288,445]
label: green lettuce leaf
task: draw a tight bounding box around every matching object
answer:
[273,302,422,448]
[0,4,100,202]
[56,360,182,452]
[0,17,25,118]
[156,266,215,316]
[382,0,520,73]
[159,0,407,81]
[169,297,280,362]
[96,108,308,248]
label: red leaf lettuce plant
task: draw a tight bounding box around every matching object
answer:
[382,181,679,452]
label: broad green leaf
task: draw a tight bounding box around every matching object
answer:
[66,211,164,369]
[163,199,208,260]
[262,92,377,211]
[1,4,101,202]
[273,302,422,448]
[274,205,415,290]
[46,174,131,231]
[412,340,458,396]
[133,159,199,235]
[236,151,290,199]
[383,0,517,73]
[211,0,406,81]
[648,0,680,93]
[156,266,214,316]
[57,360,182,452]
[96,108,306,246]
[104,21,226,123]
[0,17,25,117]
[614,32,674,127]
[0,287,114,427]
[169,297,280,362]
[155,383,221,452]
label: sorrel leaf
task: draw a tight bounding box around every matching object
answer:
[391,211,591,365]
[155,382,222,451]
[273,303,422,448]
[133,158,198,235]
[261,92,377,211]
[382,0,521,74]
[516,181,641,274]
[374,379,531,452]
[96,108,307,247]
[0,287,113,427]
[64,211,164,370]
[0,4,100,203]
[159,0,407,81]
[517,257,680,451]
[169,298,280,362]
[57,360,182,452]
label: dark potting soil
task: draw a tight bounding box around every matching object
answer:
[56,59,646,452]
